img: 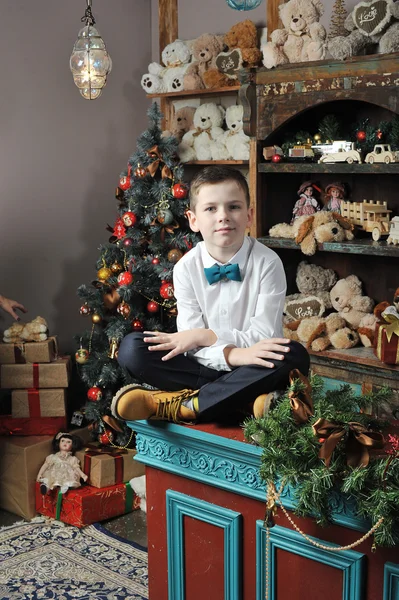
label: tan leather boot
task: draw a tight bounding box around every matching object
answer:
[111,385,198,423]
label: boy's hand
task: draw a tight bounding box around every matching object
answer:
[0,295,27,321]
[224,338,291,368]
[143,328,217,361]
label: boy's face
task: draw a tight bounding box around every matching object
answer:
[187,180,252,259]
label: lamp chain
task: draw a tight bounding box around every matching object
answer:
[81,4,96,26]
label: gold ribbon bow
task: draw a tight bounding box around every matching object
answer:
[288,369,314,425]
[192,127,212,139]
[312,418,385,468]
[380,311,399,343]
[146,145,173,180]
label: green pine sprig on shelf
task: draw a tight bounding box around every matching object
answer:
[244,375,399,547]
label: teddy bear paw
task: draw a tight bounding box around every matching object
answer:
[171,77,184,92]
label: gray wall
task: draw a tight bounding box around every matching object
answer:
[0,1,151,352]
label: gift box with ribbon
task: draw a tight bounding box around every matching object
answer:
[11,389,66,418]
[0,415,67,436]
[35,480,140,527]
[0,356,71,389]
[0,336,58,365]
[374,307,399,365]
[75,445,145,488]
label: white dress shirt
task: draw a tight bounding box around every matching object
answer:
[173,236,287,371]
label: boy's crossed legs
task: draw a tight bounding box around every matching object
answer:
[112,333,310,423]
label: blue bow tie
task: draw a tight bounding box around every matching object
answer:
[204,263,241,285]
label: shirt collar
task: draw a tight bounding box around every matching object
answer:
[200,236,250,268]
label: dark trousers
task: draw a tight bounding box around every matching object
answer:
[117,333,310,421]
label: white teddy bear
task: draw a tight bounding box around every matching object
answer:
[141,40,191,94]
[262,0,327,69]
[211,105,250,161]
[179,103,225,162]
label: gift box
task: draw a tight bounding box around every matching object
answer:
[1,356,71,389]
[75,446,145,488]
[11,389,66,418]
[374,321,399,365]
[0,336,58,365]
[0,428,90,519]
[0,415,67,436]
[35,480,140,527]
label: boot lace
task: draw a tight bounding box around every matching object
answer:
[154,389,196,423]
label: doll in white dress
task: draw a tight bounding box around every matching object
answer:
[291,181,321,223]
[37,432,87,494]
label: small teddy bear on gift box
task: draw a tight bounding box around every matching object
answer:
[3,316,48,343]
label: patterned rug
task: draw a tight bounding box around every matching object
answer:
[0,517,148,599]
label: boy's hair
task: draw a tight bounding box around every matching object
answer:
[189,166,250,211]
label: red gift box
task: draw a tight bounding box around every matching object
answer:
[374,322,399,365]
[0,415,67,436]
[35,481,139,527]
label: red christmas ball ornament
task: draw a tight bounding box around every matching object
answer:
[87,386,103,401]
[272,153,282,163]
[151,256,160,265]
[122,238,133,248]
[160,282,174,299]
[117,301,131,319]
[134,164,148,178]
[356,130,366,142]
[376,129,383,140]
[319,438,325,443]
[122,211,137,227]
[132,319,144,331]
[98,429,114,445]
[75,348,90,364]
[147,301,159,313]
[119,175,131,191]
[80,303,92,316]
[172,183,188,199]
[117,271,134,286]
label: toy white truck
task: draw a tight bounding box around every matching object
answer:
[387,216,399,245]
[318,141,362,164]
[364,144,399,164]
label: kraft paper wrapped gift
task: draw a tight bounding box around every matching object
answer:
[11,389,66,418]
[0,336,58,365]
[0,356,71,389]
[374,312,399,365]
[75,446,145,488]
[0,427,90,519]
[36,480,140,527]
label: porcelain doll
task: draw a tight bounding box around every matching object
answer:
[37,432,87,495]
[291,181,321,223]
[323,182,346,212]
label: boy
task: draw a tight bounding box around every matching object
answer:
[112,167,309,423]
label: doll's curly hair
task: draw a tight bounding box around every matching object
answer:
[52,432,84,454]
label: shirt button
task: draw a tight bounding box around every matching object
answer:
[221,309,227,315]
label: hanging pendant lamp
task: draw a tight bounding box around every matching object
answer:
[69,0,112,100]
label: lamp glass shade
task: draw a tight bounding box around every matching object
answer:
[226,0,263,9]
[70,26,112,100]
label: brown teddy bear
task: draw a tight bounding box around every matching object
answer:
[184,33,226,91]
[269,211,354,256]
[3,316,48,343]
[203,20,262,89]
[295,313,360,352]
[162,106,196,142]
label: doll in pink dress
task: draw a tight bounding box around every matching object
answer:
[37,432,87,495]
[291,181,321,223]
[323,182,346,212]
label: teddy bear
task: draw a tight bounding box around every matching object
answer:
[178,103,225,162]
[141,39,191,94]
[262,0,327,69]
[183,34,227,91]
[269,211,354,256]
[3,316,48,343]
[284,261,337,321]
[329,275,375,329]
[162,106,196,142]
[328,0,399,61]
[203,20,262,89]
[210,105,250,160]
[295,313,360,352]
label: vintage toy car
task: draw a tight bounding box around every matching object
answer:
[364,144,399,164]
[319,142,362,164]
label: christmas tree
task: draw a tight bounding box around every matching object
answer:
[75,103,198,447]
[328,0,348,39]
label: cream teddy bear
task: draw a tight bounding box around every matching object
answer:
[183,33,225,91]
[178,103,225,162]
[296,313,360,352]
[141,40,191,94]
[262,0,327,69]
[3,316,48,343]
[211,105,250,161]
[330,275,375,329]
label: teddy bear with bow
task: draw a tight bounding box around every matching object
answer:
[210,105,250,160]
[262,0,327,69]
[141,39,191,94]
[178,103,225,162]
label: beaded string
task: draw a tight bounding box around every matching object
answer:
[101,418,135,450]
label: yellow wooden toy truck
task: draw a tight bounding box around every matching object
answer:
[340,200,392,241]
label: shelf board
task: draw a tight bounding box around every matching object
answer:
[258,236,399,257]
[258,163,399,174]
[185,160,249,165]
[147,86,240,99]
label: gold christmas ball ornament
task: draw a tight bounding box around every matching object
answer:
[167,248,183,264]
[92,313,102,324]
[97,267,112,282]
[75,348,90,364]
[134,164,148,178]
[110,262,122,274]
[313,133,321,143]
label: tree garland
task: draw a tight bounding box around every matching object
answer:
[244,374,399,547]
